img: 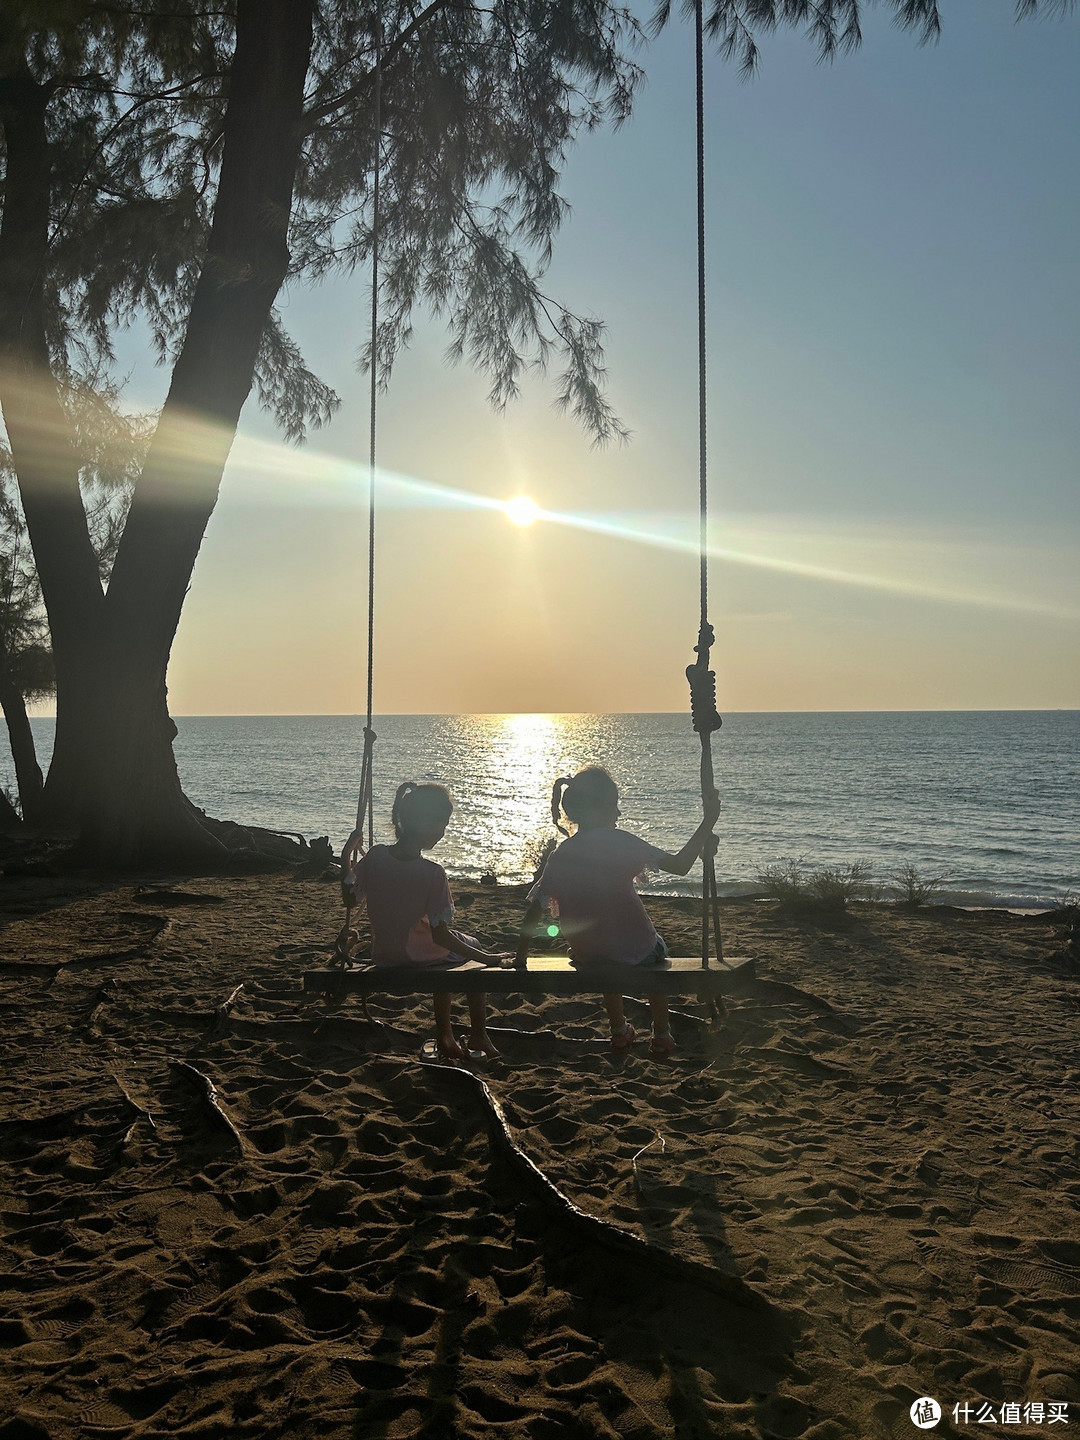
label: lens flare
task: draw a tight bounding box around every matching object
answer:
[505,496,540,527]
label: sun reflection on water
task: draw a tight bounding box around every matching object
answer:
[462,713,577,880]
[364,712,700,885]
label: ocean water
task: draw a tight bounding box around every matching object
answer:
[5,712,1077,909]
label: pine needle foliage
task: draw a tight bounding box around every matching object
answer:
[293,0,646,443]
[5,0,647,447]
[652,0,1075,78]
[0,486,50,687]
[7,0,1073,445]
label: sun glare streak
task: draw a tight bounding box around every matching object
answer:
[213,431,1077,621]
[538,508,1079,621]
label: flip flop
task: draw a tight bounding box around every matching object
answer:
[421,1035,466,1062]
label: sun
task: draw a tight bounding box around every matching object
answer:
[504,495,540,527]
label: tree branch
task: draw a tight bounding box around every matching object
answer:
[301,0,462,131]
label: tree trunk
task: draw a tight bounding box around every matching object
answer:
[75,0,317,866]
[0,630,44,823]
[0,71,107,829]
[1,5,316,866]
[0,784,21,834]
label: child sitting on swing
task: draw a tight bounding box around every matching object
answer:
[516,766,720,1057]
[343,782,509,1059]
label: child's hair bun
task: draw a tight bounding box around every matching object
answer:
[392,781,453,839]
[552,767,618,836]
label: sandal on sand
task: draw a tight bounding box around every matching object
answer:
[421,1035,466,1062]
[610,1021,636,1053]
[649,1030,675,1059]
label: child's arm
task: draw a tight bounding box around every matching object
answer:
[515,899,544,967]
[652,792,721,876]
[430,921,512,965]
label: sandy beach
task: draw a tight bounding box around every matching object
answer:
[1,870,1077,1439]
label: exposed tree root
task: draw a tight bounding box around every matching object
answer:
[631,1130,666,1192]
[621,995,711,1028]
[86,980,117,1032]
[109,1070,156,1145]
[133,886,225,908]
[418,1057,762,1308]
[210,982,245,1037]
[169,1059,245,1155]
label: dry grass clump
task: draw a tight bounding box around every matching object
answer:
[1051,891,1079,966]
[891,863,943,907]
[756,859,875,913]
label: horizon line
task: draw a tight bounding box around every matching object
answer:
[25,706,1080,719]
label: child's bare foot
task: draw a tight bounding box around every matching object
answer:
[648,1028,675,1059]
[435,1031,466,1060]
[610,1020,636,1053]
[466,1029,500,1058]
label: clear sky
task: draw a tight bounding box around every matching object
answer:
[143,0,1077,715]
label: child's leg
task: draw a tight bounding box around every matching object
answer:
[434,992,465,1059]
[648,993,670,1033]
[466,993,500,1057]
[602,993,627,1034]
[647,992,675,1055]
[603,992,637,1050]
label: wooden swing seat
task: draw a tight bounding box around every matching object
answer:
[302,953,753,996]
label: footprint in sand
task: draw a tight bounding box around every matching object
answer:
[78,1400,140,1430]
[859,1319,914,1366]
[754,1393,814,1438]
[366,1290,441,1339]
[979,1257,1080,1295]
[1036,1238,1080,1267]
[458,1384,533,1424]
[343,1357,408,1389]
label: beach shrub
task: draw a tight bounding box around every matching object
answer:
[757,859,812,906]
[521,832,558,885]
[891,863,943,907]
[756,859,875,912]
[1051,892,1079,964]
[807,862,876,908]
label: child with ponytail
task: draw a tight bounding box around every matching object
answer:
[345,781,509,1059]
[516,767,720,1057]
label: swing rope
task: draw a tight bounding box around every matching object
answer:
[339,32,382,953]
[357,28,382,849]
[685,0,725,969]
[337,19,722,973]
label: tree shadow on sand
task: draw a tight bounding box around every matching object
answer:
[343,1057,800,1440]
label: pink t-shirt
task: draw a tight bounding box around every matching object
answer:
[529,827,669,964]
[349,845,455,965]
